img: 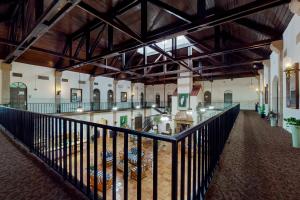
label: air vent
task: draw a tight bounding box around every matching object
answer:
[12,72,22,77]
[283,49,287,57]
[94,82,99,85]
[62,78,68,82]
[38,75,49,80]
[79,80,86,84]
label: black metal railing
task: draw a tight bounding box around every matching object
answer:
[0,103,239,200]
[3,101,170,114]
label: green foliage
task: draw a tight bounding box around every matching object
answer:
[153,115,161,125]
[259,104,265,115]
[284,117,300,127]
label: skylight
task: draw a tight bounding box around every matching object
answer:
[137,35,191,56]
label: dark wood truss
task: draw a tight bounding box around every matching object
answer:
[0,0,293,84]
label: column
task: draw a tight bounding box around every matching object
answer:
[55,71,62,113]
[89,76,95,111]
[0,62,12,104]
[258,69,264,106]
[113,79,117,126]
[289,0,300,16]
[270,40,284,126]
[177,47,193,110]
[263,60,271,114]
[131,82,134,129]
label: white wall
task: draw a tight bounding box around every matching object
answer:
[93,76,114,102]
[145,84,177,102]
[196,77,259,110]
[61,71,90,103]
[282,14,300,130]
[10,62,56,103]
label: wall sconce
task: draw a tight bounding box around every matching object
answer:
[283,57,293,69]
[56,90,61,95]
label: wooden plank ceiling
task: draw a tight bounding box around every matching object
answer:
[0,0,293,84]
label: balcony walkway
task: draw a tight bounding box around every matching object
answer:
[206,111,300,200]
[0,130,87,200]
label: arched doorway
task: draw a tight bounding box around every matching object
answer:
[204,91,211,106]
[107,90,114,109]
[155,94,160,107]
[93,89,100,110]
[224,90,233,106]
[272,76,279,113]
[140,92,144,107]
[10,82,27,110]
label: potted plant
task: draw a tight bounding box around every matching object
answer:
[284,117,300,148]
[259,104,265,118]
[269,111,277,127]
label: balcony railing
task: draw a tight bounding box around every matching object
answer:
[0,103,239,200]
[3,101,170,114]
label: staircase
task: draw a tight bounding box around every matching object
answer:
[142,117,153,132]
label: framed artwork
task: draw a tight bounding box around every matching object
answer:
[178,93,189,110]
[71,88,82,102]
[285,63,299,109]
[120,116,128,128]
[121,92,127,102]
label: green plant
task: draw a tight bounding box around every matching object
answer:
[259,104,265,115]
[153,115,161,125]
[284,117,300,127]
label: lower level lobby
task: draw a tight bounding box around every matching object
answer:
[1,110,300,200]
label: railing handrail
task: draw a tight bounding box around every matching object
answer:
[0,103,240,143]
[174,103,240,141]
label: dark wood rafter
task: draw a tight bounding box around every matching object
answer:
[5,0,81,63]
[0,0,292,82]
[57,0,288,71]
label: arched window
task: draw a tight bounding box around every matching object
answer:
[107,90,114,109]
[10,82,27,110]
[204,91,211,106]
[93,89,100,110]
[224,90,233,105]
[155,94,160,107]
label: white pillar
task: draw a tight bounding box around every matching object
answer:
[289,0,300,15]
[270,40,284,126]
[263,60,271,114]
[89,76,95,103]
[258,69,264,106]
[0,62,12,104]
[177,47,193,110]
[113,80,117,126]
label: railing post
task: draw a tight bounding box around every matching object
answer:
[172,141,178,200]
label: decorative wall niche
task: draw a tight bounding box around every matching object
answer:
[285,63,299,109]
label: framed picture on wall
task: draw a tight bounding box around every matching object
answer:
[120,116,128,128]
[178,93,189,110]
[71,88,82,102]
[285,63,299,109]
[121,92,127,102]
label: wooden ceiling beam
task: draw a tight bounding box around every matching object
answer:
[148,0,193,23]
[4,0,80,63]
[65,0,288,70]
[234,18,281,37]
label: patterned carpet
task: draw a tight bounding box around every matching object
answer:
[206,111,300,200]
[0,130,87,200]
